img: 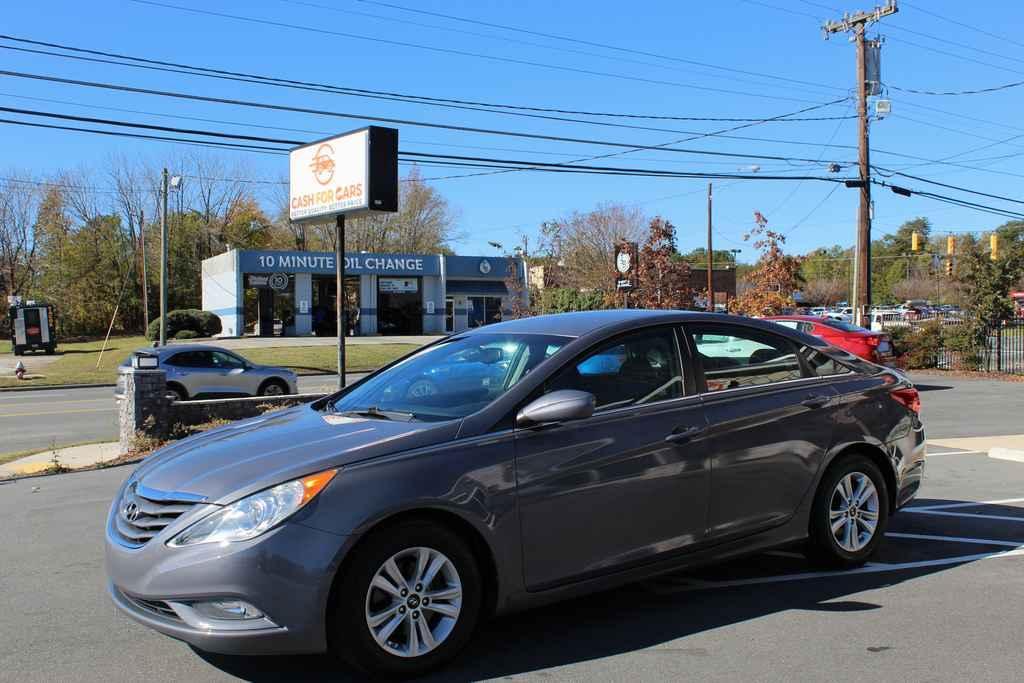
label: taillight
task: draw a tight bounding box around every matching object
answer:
[890,387,921,413]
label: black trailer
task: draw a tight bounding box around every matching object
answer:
[9,302,57,355]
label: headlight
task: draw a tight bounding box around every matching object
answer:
[168,469,336,547]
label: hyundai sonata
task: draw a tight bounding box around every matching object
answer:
[106,310,925,676]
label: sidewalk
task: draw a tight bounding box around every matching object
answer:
[0,442,122,478]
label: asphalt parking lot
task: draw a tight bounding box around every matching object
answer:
[2,439,1022,681]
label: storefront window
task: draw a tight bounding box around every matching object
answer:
[468,296,503,328]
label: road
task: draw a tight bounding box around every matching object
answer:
[0,374,365,456]
[1,442,1022,681]
[0,371,1019,457]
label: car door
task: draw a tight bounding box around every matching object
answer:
[685,322,838,541]
[180,350,228,396]
[209,350,251,395]
[514,325,710,590]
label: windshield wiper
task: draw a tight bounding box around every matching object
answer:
[338,406,417,422]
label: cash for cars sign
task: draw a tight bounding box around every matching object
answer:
[289,126,399,223]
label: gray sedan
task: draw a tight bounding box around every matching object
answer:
[105,310,925,677]
[117,344,298,401]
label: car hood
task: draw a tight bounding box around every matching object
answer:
[131,404,461,503]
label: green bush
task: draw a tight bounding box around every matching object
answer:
[173,329,200,340]
[942,323,985,371]
[903,320,943,369]
[146,309,222,340]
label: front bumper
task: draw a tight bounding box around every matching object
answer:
[105,510,350,656]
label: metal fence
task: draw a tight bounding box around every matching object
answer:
[878,314,1024,374]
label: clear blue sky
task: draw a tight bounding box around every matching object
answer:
[3,0,1023,259]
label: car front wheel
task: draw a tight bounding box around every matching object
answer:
[330,521,482,677]
[806,454,889,568]
[258,379,288,396]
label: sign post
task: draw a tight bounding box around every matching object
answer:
[289,126,398,390]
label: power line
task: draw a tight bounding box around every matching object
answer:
[901,0,1024,52]
[122,0,835,105]
[0,34,855,123]
[887,36,1024,79]
[888,80,1024,96]
[354,0,845,93]
[272,0,842,99]
[0,42,857,143]
[873,179,1024,221]
[873,168,1024,207]
[0,69,854,167]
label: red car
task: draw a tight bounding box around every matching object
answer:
[765,315,895,365]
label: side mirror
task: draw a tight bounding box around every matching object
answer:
[516,390,595,427]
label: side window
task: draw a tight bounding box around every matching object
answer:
[167,352,198,367]
[690,325,804,392]
[772,320,800,331]
[547,328,683,410]
[212,351,246,369]
[800,345,852,377]
[189,351,215,368]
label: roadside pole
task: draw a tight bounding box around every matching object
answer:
[706,183,714,312]
[159,168,168,347]
[336,214,346,390]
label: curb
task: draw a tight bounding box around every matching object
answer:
[0,382,116,393]
[0,457,142,483]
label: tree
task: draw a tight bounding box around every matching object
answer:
[632,218,693,310]
[801,277,847,306]
[0,174,40,300]
[539,203,646,292]
[728,212,803,316]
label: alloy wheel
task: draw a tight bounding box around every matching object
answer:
[829,472,880,552]
[262,382,284,396]
[364,546,463,658]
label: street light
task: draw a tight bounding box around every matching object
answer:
[159,170,183,347]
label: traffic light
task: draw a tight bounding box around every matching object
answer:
[946,257,954,277]
[911,231,920,252]
[991,234,999,261]
[947,235,955,256]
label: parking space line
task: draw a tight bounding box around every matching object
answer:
[886,532,1023,548]
[646,546,1024,593]
[926,450,987,457]
[909,497,1024,511]
[904,509,1024,523]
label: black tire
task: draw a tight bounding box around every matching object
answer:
[258,379,289,397]
[806,454,890,568]
[45,345,55,355]
[165,383,188,402]
[13,348,21,357]
[329,520,483,677]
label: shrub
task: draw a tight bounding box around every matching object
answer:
[146,309,222,340]
[174,329,200,340]
[903,320,943,369]
[942,323,985,371]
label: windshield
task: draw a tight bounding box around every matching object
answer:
[328,333,570,421]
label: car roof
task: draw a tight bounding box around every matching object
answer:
[132,344,234,358]
[459,309,702,338]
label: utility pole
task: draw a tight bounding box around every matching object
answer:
[823,1,898,326]
[706,183,714,312]
[336,214,346,390]
[159,168,168,347]
[139,209,149,332]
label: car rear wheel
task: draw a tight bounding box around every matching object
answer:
[258,379,288,396]
[806,454,889,568]
[329,521,482,677]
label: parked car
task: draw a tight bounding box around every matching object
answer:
[766,315,895,365]
[116,344,298,401]
[106,310,924,676]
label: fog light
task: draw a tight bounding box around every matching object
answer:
[191,599,264,620]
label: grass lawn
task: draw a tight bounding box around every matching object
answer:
[0,336,418,388]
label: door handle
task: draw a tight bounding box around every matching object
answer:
[665,426,706,444]
[801,394,829,409]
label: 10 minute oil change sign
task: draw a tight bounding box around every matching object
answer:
[288,126,398,224]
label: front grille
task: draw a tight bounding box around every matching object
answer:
[125,594,183,622]
[114,483,197,547]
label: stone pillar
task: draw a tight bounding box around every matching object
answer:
[118,366,169,454]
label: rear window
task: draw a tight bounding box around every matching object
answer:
[818,318,865,333]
